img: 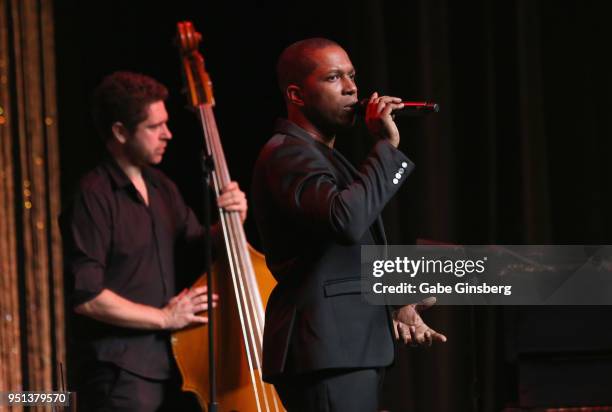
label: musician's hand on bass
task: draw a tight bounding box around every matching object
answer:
[217,181,248,223]
[161,286,219,330]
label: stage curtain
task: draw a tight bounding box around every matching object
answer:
[0,0,64,406]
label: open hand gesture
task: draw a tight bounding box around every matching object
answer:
[392,297,447,347]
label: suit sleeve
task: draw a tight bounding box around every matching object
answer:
[264,139,414,244]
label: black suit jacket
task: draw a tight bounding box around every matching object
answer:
[252,119,414,381]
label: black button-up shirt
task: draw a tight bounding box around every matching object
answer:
[60,156,206,379]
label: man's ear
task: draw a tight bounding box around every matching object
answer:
[286,84,304,107]
[111,122,129,144]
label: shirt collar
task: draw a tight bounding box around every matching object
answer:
[102,155,161,190]
[273,118,334,153]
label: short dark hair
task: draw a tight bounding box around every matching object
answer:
[92,71,168,141]
[276,38,341,97]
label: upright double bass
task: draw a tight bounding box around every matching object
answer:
[171,21,284,412]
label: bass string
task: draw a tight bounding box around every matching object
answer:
[201,104,264,329]
[202,106,273,409]
[198,105,264,410]
[199,105,276,411]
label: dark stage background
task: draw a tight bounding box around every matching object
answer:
[54,1,612,410]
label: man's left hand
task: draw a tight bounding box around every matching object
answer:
[392,297,447,347]
[217,181,248,223]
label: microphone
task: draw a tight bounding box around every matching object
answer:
[355,98,440,116]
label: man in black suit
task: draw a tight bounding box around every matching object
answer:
[251,38,447,411]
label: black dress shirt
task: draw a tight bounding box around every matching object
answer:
[60,156,206,379]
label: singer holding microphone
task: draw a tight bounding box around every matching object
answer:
[251,38,447,412]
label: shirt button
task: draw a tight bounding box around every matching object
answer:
[401,162,408,168]
[395,173,402,179]
[399,168,405,173]
[393,178,399,184]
